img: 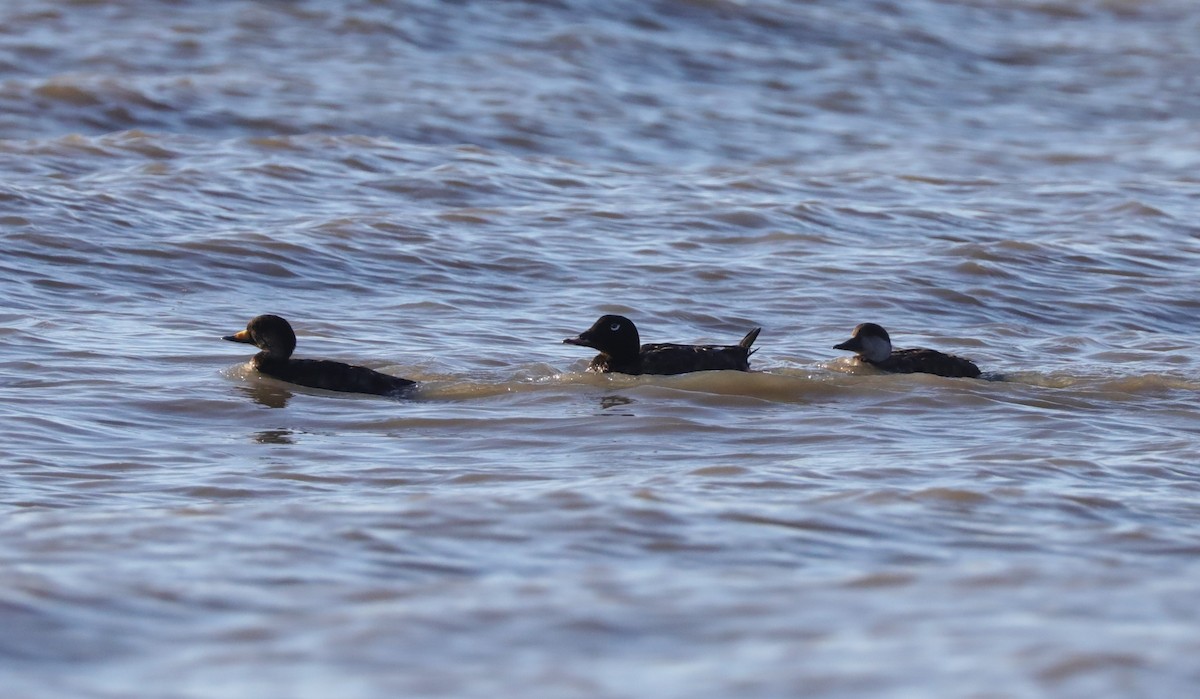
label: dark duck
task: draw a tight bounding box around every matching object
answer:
[833,322,981,378]
[223,314,416,396]
[563,314,761,375]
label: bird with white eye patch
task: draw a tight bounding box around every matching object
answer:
[563,314,761,375]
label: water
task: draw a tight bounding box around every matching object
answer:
[2,1,1199,696]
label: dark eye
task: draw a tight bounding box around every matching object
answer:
[609,322,621,331]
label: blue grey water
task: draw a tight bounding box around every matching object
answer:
[2,1,1199,697]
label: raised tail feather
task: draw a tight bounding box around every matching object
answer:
[739,327,762,355]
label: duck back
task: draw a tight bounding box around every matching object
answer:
[633,341,755,375]
[254,354,416,396]
[872,348,981,378]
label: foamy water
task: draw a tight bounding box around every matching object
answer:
[2,1,1200,697]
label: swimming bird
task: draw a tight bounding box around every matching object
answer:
[833,323,981,378]
[563,314,761,375]
[223,314,416,396]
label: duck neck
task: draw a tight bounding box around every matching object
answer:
[252,351,291,372]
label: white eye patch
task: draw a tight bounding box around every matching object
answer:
[609,322,621,331]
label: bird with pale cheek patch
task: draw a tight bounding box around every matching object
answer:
[833,323,981,378]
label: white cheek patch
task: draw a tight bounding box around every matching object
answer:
[861,334,891,361]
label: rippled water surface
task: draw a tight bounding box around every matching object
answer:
[3,1,1200,697]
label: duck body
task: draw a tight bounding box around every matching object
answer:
[224,314,415,397]
[248,354,417,395]
[834,322,981,379]
[863,347,982,378]
[564,314,761,376]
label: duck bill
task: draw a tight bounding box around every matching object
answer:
[563,332,597,349]
[833,337,862,352]
[223,329,254,344]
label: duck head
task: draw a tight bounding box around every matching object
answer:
[834,322,892,363]
[224,314,297,359]
[563,314,641,360]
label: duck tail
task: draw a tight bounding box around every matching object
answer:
[739,327,762,351]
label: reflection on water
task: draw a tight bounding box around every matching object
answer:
[253,429,295,445]
[599,394,635,414]
[238,382,292,409]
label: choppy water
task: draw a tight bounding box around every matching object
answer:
[3,1,1200,697]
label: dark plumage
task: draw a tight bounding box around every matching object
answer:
[833,322,981,378]
[223,314,415,396]
[563,314,761,375]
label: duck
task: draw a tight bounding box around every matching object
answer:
[833,322,981,378]
[223,314,416,396]
[563,314,761,375]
